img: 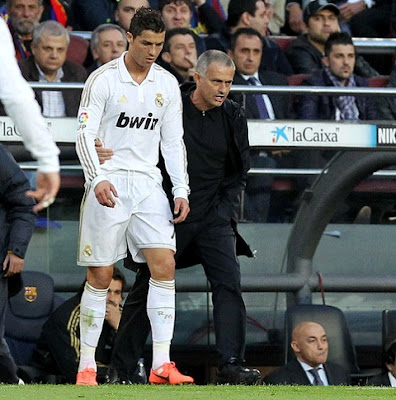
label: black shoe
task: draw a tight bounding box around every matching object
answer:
[105,366,132,385]
[217,359,261,385]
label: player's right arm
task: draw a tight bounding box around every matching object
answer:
[76,71,110,188]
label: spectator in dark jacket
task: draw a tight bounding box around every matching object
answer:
[114,0,150,31]
[298,32,378,121]
[295,32,378,204]
[206,0,294,76]
[158,27,198,83]
[32,268,127,384]
[286,0,379,78]
[227,27,294,222]
[86,24,127,75]
[367,341,396,386]
[377,65,396,121]
[16,20,87,118]
[0,144,37,384]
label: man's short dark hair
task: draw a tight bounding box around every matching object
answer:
[163,27,195,52]
[227,0,262,28]
[113,267,127,292]
[229,27,262,52]
[324,31,354,56]
[129,8,165,36]
[158,0,192,12]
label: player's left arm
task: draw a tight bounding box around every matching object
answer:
[160,80,190,205]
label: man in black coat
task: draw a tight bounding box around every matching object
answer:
[99,50,260,385]
[0,144,37,384]
[263,322,350,386]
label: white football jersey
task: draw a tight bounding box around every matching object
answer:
[76,52,189,199]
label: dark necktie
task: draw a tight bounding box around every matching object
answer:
[247,77,270,120]
[309,368,325,386]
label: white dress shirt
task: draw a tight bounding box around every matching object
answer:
[298,359,330,386]
[241,72,276,120]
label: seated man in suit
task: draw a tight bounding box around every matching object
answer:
[367,341,396,386]
[16,20,87,118]
[227,27,295,222]
[263,321,350,385]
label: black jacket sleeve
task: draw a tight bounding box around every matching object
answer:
[217,101,250,222]
[0,144,36,260]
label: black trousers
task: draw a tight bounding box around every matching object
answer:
[111,212,247,379]
[0,277,19,384]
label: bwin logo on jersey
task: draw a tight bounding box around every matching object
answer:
[116,112,159,130]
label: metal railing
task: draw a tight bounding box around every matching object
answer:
[13,81,396,296]
[70,31,396,54]
[27,81,396,97]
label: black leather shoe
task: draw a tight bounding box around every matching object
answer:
[217,359,261,385]
[105,366,132,385]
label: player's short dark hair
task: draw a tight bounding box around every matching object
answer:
[158,0,192,12]
[229,27,262,52]
[227,0,263,28]
[129,7,165,36]
[163,27,195,52]
[324,31,354,56]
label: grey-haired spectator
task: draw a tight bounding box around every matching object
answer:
[14,20,87,118]
[87,24,127,75]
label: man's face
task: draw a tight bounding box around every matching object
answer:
[127,29,165,70]
[307,9,340,44]
[323,44,355,84]
[228,34,262,76]
[115,0,149,31]
[291,323,329,368]
[93,29,126,65]
[161,1,192,29]
[195,62,235,110]
[162,33,197,72]
[247,0,269,37]
[31,33,68,77]
[107,279,123,307]
[7,0,44,35]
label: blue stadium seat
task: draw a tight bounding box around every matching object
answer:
[4,271,64,367]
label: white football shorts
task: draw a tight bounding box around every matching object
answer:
[77,171,175,266]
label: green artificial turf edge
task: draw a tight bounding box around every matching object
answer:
[0,384,394,400]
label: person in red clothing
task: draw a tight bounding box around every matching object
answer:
[2,0,69,60]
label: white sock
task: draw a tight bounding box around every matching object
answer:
[78,282,107,372]
[147,278,175,370]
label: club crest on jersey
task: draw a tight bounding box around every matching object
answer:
[83,245,93,257]
[24,286,38,302]
[155,93,164,107]
[118,95,128,104]
[78,112,89,123]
